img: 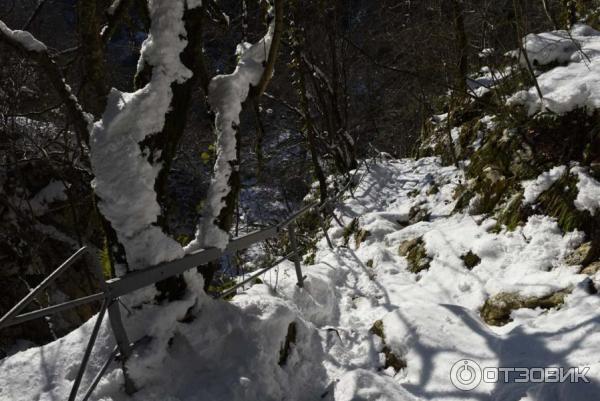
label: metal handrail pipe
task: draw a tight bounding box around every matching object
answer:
[0,246,88,329]
[218,251,296,299]
[4,292,106,328]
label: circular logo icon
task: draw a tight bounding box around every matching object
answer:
[450,359,482,391]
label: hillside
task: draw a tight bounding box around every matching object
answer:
[3,6,600,401]
[2,152,600,401]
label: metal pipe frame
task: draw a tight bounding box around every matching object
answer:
[217,251,296,299]
[68,298,108,401]
[0,246,88,329]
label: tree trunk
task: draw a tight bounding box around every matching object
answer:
[77,0,109,116]
[450,0,469,98]
[134,5,210,300]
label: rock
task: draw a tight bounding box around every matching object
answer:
[398,237,431,273]
[480,289,571,326]
[581,261,600,275]
[398,238,419,256]
[426,184,439,195]
[408,206,430,224]
[370,319,385,338]
[565,242,592,266]
[381,345,407,372]
[461,251,481,269]
[342,218,359,246]
[483,166,504,184]
[355,228,370,248]
[369,320,407,373]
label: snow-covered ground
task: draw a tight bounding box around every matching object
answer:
[510,23,600,114]
[2,157,600,401]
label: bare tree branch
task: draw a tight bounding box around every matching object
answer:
[22,0,48,31]
[0,20,92,145]
[100,0,133,45]
[254,0,284,97]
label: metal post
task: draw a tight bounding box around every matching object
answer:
[68,299,108,401]
[288,224,305,288]
[87,249,136,395]
[105,300,136,395]
[80,346,118,401]
[318,212,334,250]
[107,301,132,357]
[331,212,344,228]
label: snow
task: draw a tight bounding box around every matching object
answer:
[312,158,594,400]
[522,165,566,204]
[520,24,600,67]
[0,20,47,52]
[468,66,512,97]
[450,127,460,143]
[90,0,191,273]
[3,158,600,401]
[186,22,274,251]
[186,0,203,9]
[478,48,494,59]
[572,166,600,216]
[509,24,600,115]
[107,0,122,15]
[28,179,69,215]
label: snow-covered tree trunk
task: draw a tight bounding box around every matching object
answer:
[186,11,279,252]
[90,0,198,303]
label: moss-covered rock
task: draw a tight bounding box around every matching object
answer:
[536,173,590,233]
[342,218,370,248]
[453,183,476,212]
[342,218,359,246]
[408,206,430,224]
[398,238,419,256]
[581,261,600,276]
[461,251,481,270]
[496,193,527,231]
[480,289,571,326]
[426,184,439,195]
[370,319,385,339]
[398,237,431,273]
[470,167,509,215]
[369,320,407,373]
[565,242,592,266]
[355,228,370,248]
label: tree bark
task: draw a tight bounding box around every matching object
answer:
[450,0,469,98]
[78,0,110,116]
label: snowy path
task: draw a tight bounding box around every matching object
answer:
[2,158,600,401]
[291,158,600,401]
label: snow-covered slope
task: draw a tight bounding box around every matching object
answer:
[2,157,600,401]
[510,24,600,114]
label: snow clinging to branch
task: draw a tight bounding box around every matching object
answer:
[186,22,275,251]
[0,20,47,52]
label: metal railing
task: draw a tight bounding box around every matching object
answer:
[0,153,377,401]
